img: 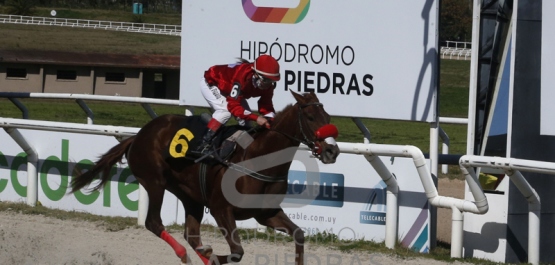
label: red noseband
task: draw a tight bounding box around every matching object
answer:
[315,124,338,140]
[313,124,338,156]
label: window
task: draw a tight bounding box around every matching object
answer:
[106,72,125,83]
[6,68,27,79]
[57,70,77,81]
[154,73,164,82]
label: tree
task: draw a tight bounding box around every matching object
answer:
[440,0,473,42]
[5,0,36,16]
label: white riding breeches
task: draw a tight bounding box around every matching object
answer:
[200,78,252,126]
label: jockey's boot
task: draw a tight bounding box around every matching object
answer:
[196,129,217,155]
[195,118,222,156]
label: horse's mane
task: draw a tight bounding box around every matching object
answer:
[272,92,318,127]
[249,92,317,142]
[273,103,295,125]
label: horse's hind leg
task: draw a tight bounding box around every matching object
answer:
[141,180,190,263]
[256,209,305,265]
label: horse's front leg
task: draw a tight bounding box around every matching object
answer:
[211,208,244,264]
[182,201,212,264]
[256,209,305,265]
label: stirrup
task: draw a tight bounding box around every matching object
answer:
[198,146,211,156]
[195,142,211,154]
[192,144,213,163]
[193,147,215,163]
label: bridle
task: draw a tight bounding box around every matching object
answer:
[270,102,336,158]
[297,102,325,151]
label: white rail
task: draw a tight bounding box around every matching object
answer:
[322,143,488,255]
[440,41,472,60]
[0,14,181,36]
[0,92,183,124]
[2,113,486,256]
[1,92,180,105]
[0,92,467,174]
[0,93,479,257]
[459,155,555,265]
[441,46,472,60]
[0,117,139,137]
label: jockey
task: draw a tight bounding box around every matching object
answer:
[196,54,280,155]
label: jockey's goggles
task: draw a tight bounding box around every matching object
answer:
[255,73,275,85]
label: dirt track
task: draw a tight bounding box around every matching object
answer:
[0,178,466,265]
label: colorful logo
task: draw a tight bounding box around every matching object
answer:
[242,0,310,24]
[359,181,387,225]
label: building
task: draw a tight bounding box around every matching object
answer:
[0,49,180,99]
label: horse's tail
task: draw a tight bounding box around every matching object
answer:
[70,136,136,193]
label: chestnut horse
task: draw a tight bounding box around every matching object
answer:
[70,91,339,264]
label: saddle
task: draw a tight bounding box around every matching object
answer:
[164,114,253,164]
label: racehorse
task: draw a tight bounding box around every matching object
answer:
[70,91,340,264]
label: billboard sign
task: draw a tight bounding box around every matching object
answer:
[180,0,438,122]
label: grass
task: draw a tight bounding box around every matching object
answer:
[440,60,471,117]
[0,201,506,265]
[0,7,181,55]
[0,96,468,156]
[0,23,181,55]
[0,59,471,180]
[0,56,471,152]
[0,200,140,232]
[0,6,472,160]
[0,6,471,153]
[1,6,182,24]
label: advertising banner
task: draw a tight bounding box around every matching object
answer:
[0,130,430,252]
[0,130,179,220]
[180,0,438,122]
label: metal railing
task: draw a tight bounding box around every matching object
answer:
[0,93,474,247]
[1,14,472,60]
[441,47,472,60]
[0,92,468,175]
[0,14,181,36]
[440,41,472,60]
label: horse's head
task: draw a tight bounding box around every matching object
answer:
[290,91,340,164]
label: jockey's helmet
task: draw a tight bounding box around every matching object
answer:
[253,55,280,82]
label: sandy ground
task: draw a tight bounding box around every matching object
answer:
[0,178,466,265]
[437,178,466,244]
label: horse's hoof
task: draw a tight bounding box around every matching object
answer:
[180,254,191,264]
[196,245,213,258]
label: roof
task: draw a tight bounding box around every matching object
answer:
[0,49,180,70]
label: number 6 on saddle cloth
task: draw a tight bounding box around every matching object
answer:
[165,114,255,163]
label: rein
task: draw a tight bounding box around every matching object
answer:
[224,161,288,182]
[220,103,325,183]
[270,102,323,150]
[197,102,324,185]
